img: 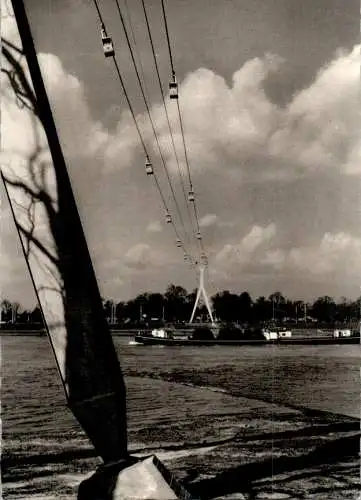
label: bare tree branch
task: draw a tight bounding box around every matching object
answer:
[17,221,59,266]
[11,196,31,213]
[2,43,38,116]
[2,174,40,199]
[30,246,61,291]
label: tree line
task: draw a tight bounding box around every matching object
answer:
[2,285,360,328]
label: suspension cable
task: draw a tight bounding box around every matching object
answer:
[113,0,192,252]
[113,58,148,157]
[91,0,195,265]
[160,0,175,75]
[139,0,196,250]
[122,0,148,95]
[92,0,104,24]
[160,0,208,261]
[121,0,196,269]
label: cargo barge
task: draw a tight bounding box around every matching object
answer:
[134,327,360,346]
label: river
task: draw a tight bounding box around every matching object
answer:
[2,335,360,499]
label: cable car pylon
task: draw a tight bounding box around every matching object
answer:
[189,263,215,326]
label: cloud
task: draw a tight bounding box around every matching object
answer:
[268,45,361,176]
[5,6,359,184]
[124,243,161,270]
[2,10,360,306]
[263,232,361,280]
[1,24,100,163]
[215,223,276,266]
[38,54,110,159]
[4,9,359,184]
[199,214,219,228]
[131,45,360,183]
[214,225,361,289]
[146,221,163,233]
[1,15,136,173]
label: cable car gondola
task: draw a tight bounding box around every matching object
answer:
[188,190,195,202]
[101,25,114,58]
[165,213,172,224]
[176,239,182,247]
[196,231,202,240]
[145,158,153,175]
[169,73,178,99]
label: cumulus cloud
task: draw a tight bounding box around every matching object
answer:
[268,46,361,176]
[38,54,111,159]
[199,214,219,228]
[5,6,359,183]
[1,15,137,173]
[146,221,163,233]
[130,45,360,182]
[2,10,360,305]
[4,5,359,183]
[215,223,276,266]
[124,243,162,270]
[263,232,361,280]
[213,224,361,290]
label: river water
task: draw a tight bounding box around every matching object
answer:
[2,335,360,499]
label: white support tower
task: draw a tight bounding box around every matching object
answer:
[111,302,116,324]
[11,305,16,324]
[189,264,215,325]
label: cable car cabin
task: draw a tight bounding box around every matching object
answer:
[176,239,182,247]
[145,160,153,175]
[196,232,202,240]
[166,214,172,223]
[184,254,188,261]
[101,27,114,57]
[169,74,178,99]
[188,190,195,202]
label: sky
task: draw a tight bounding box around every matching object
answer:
[1,0,360,309]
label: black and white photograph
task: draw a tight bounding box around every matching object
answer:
[1,0,360,498]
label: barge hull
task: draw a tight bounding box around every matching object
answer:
[134,335,360,346]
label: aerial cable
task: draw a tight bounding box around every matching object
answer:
[113,58,149,157]
[92,2,148,156]
[140,0,196,254]
[92,0,104,25]
[121,0,196,264]
[160,1,201,218]
[121,0,196,267]
[160,0,209,263]
[113,0,191,253]
[147,160,195,264]
[160,0,175,75]
[91,0,196,266]
[122,0,148,94]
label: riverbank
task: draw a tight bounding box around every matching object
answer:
[3,377,359,500]
[1,326,359,337]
